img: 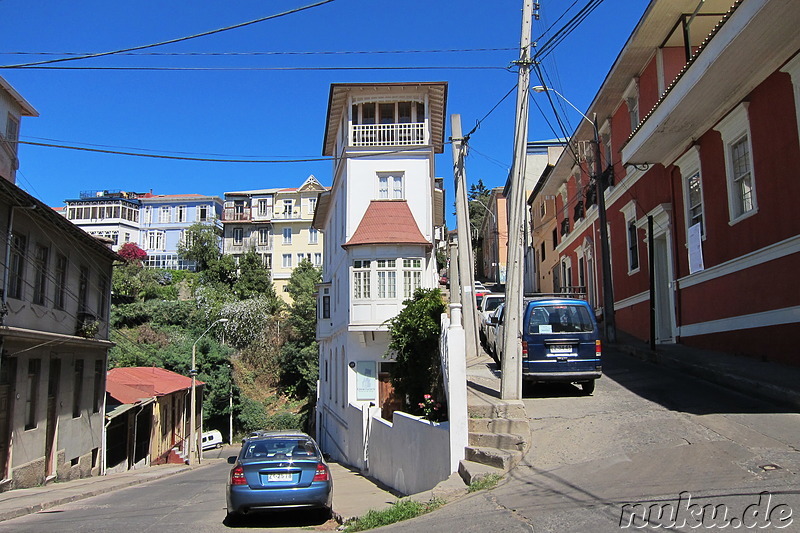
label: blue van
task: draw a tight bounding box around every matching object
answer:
[520,297,602,394]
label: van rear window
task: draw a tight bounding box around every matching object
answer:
[527,305,594,334]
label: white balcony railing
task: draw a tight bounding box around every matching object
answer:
[351,123,425,148]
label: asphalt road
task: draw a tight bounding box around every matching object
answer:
[0,446,334,533]
[378,347,800,532]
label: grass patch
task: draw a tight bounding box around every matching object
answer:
[343,497,445,532]
[467,473,502,493]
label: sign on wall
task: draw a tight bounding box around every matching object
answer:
[356,361,377,401]
[688,223,704,274]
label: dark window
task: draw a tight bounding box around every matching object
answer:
[93,360,104,414]
[540,242,546,262]
[73,359,84,418]
[25,359,41,430]
[552,228,558,250]
[33,244,49,306]
[54,254,67,310]
[628,220,639,271]
[322,295,331,319]
[9,233,26,300]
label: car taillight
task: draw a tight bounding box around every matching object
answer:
[521,340,528,358]
[230,465,247,485]
[313,463,330,482]
[595,340,602,357]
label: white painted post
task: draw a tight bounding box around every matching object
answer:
[446,303,468,472]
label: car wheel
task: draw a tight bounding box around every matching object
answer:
[225,511,242,525]
[580,380,595,395]
[316,507,333,523]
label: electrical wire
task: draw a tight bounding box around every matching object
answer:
[0,47,517,57]
[0,0,337,69]
[534,0,605,61]
[6,65,510,72]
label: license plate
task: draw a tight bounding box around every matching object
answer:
[267,473,292,482]
[549,345,574,354]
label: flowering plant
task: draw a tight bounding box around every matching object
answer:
[418,394,443,421]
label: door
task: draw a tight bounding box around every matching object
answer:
[45,359,61,478]
[653,234,676,343]
[0,358,16,480]
[378,373,402,421]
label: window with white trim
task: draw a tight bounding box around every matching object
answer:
[176,205,186,222]
[353,260,371,299]
[258,198,272,217]
[282,227,292,244]
[674,147,706,238]
[258,227,272,245]
[197,205,208,222]
[309,228,319,244]
[159,206,170,223]
[402,258,422,298]
[314,253,322,267]
[377,259,396,299]
[233,227,243,246]
[148,230,166,250]
[308,198,317,214]
[282,254,292,268]
[378,173,404,199]
[5,114,19,154]
[714,103,758,222]
[143,206,152,224]
[624,78,640,133]
[620,202,639,273]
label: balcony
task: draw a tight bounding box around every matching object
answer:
[351,123,426,148]
[228,236,273,252]
[222,208,251,222]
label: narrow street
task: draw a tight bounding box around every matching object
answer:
[379,347,800,532]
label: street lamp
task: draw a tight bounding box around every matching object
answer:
[189,318,228,465]
[531,85,616,342]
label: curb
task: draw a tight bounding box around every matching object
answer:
[0,465,194,523]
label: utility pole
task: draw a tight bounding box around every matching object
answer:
[501,0,534,401]
[450,114,478,360]
[591,116,616,344]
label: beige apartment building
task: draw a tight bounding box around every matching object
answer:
[222,175,327,301]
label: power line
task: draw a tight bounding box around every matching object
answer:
[5,65,509,72]
[0,47,517,57]
[1,0,337,69]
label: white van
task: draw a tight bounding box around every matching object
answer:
[201,429,223,450]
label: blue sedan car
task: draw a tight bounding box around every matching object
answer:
[226,431,333,521]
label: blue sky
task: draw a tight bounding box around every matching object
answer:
[1,0,648,227]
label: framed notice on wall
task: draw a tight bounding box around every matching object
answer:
[356,361,377,401]
[688,222,704,274]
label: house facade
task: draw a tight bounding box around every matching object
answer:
[313,82,446,473]
[222,176,327,300]
[138,193,223,270]
[478,188,507,285]
[63,190,142,251]
[105,367,201,474]
[530,0,800,363]
[0,76,38,185]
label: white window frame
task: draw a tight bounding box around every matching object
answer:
[258,227,271,245]
[780,54,800,152]
[714,102,758,224]
[620,201,640,275]
[143,206,152,224]
[197,205,208,222]
[176,205,186,222]
[674,146,706,240]
[148,230,166,251]
[282,254,292,268]
[308,197,317,214]
[353,260,371,299]
[282,227,292,244]
[623,78,640,134]
[377,172,404,199]
[309,228,319,245]
[314,253,322,267]
[402,258,422,298]
[233,227,244,246]
[376,259,397,299]
[159,206,171,223]
[5,114,19,154]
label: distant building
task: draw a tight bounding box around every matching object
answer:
[138,192,223,270]
[62,190,142,251]
[0,76,38,184]
[222,175,328,300]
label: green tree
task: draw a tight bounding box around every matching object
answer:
[178,223,221,271]
[386,288,446,416]
[234,250,277,301]
[278,259,321,400]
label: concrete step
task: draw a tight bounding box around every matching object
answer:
[464,446,522,471]
[458,459,506,486]
[467,401,527,419]
[468,431,526,452]
[468,417,530,437]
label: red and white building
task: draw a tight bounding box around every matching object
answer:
[530,0,800,364]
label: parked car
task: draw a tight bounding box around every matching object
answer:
[487,303,505,365]
[226,431,333,521]
[479,294,505,348]
[201,429,223,451]
[473,281,490,309]
[491,297,601,394]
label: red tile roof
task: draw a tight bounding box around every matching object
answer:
[343,200,431,249]
[107,367,203,405]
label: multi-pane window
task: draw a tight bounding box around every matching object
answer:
[73,359,83,418]
[377,259,396,299]
[258,198,272,217]
[78,265,89,313]
[176,205,186,222]
[233,227,244,245]
[322,288,331,319]
[159,206,170,223]
[309,228,319,244]
[264,254,272,269]
[54,254,67,310]
[148,231,165,250]
[378,174,403,199]
[283,200,294,216]
[25,359,40,430]
[314,253,322,267]
[731,136,754,216]
[143,206,152,224]
[197,205,208,222]
[686,171,704,234]
[283,227,292,244]
[308,198,317,214]
[353,260,371,299]
[627,220,639,271]
[5,114,20,154]
[282,254,292,268]
[9,232,26,300]
[403,259,422,298]
[33,244,49,306]
[258,228,271,245]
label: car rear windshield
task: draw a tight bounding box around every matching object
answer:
[243,439,319,460]
[527,304,595,334]
[484,297,504,312]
